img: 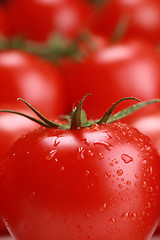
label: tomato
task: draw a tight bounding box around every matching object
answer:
[60,39,160,119]
[91,0,160,44]
[0,117,160,240]
[0,4,7,37]
[0,50,66,116]
[6,0,94,42]
[125,110,160,154]
[0,102,38,234]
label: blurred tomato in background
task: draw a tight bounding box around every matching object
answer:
[91,0,160,45]
[5,0,94,42]
[0,50,67,116]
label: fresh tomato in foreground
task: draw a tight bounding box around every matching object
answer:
[6,0,94,42]
[0,98,160,240]
[0,103,38,234]
[91,0,160,44]
[60,39,160,119]
[0,50,66,116]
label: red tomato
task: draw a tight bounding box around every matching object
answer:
[0,50,66,116]
[126,110,160,154]
[0,4,8,37]
[60,40,160,119]
[0,103,38,234]
[91,0,160,44]
[0,121,160,240]
[6,0,94,42]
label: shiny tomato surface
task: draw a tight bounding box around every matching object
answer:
[0,50,66,116]
[0,122,160,240]
[0,104,39,234]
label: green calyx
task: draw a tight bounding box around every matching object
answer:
[0,95,160,130]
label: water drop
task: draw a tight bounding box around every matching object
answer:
[92,124,100,131]
[121,211,130,220]
[54,137,61,147]
[84,213,90,219]
[100,202,107,212]
[135,173,139,179]
[88,150,93,157]
[121,154,133,164]
[130,213,137,221]
[85,170,90,176]
[45,150,57,160]
[118,184,123,189]
[94,142,113,151]
[109,162,114,167]
[109,218,116,225]
[61,166,65,171]
[116,169,123,176]
[105,170,111,179]
[142,181,147,188]
[98,153,104,159]
[146,146,151,151]
[126,181,131,186]
[147,202,151,209]
[143,160,147,164]
[78,147,85,159]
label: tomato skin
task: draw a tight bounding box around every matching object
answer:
[0,50,66,116]
[0,4,8,37]
[91,0,160,44]
[0,122,160,240]
[126,110,160,154]
[0,104,38,234]
[60,40,160,119]
[6,0,93,42]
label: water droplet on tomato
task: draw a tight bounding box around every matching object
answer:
[98,153,104,159]
[45,150,57,160]
[126,181,131,186]
[88,150,93,157]
[116,169,123,176]
[105,170,111,179]
[100,202,107,212]
[92,124,100,131]
[109,162,114,167]
[61,166,65,171]
[85,170,90,176]
[135,173,139,179]
[53,137,61,147]
[121,211,130,220]
[78,147,85,159]
[118,184,123,189]
[84,213,90,219]
[121,154,133,164]
[130,213,137,221]
[94,142,113,151]
[143,159,147,164]
[109,218,116,225]
[142,181,147,188]
[147,202,151,209]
